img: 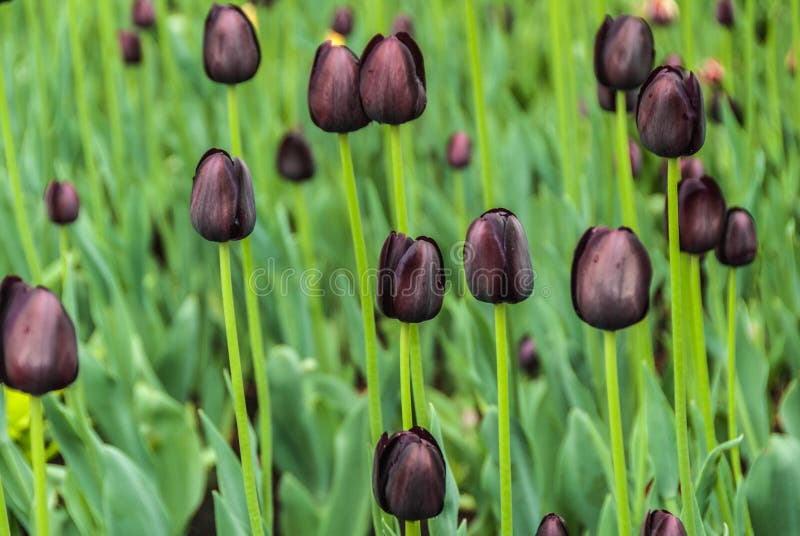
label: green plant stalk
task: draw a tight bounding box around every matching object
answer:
[141,38,159,180]
[227,86,273,529]
[764,5,783,162]
[464,0,493,209]
[389,125,409,234]
[60,228,70,295]
[0,447,9,536]
[668,158,696,535]
[726,268,743,484]
[604,331,631,536]
[722,29,735,95]
[338,134,383,442]
[219,242,265,536]
[681,0,695,69]
[97,0,125,186]
[22,0,50,178]
[548,0,576,205]
[614,92,638,230]
[0,65,42,283]
[793,0,800,127]
[494,303,512,536]
[30,396,47,536]
[400,323,412,430]
[409,324,428,426]
[283,0,297,125]
[454,169,468,296]
[406,521,421,536]
[744,0,755,177]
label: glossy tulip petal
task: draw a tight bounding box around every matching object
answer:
[594,15,655,90]
[276,130,315,182]
[676,175,726,253]
[44,180,80,225]
[203,4,261,84]
[536,513,570,536]
[308,41,370,132]
[716,207,757,266]
[641,510,687,536]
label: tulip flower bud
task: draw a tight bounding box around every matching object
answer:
[536,513,570,536]
[308,41,370,132]
[709,90,743,126]
[0,277,78,395]
[629,138,643,178]
[646,0,678,26]
[190,148,256,242]
[640,509,687,536]
[571,226,652,331]
[378,232,445,323]
[372,427,446,521]
[203,4,261,85]
[594,15,655,90]
[391,14,415,38]
[464,208,534,304]
[132,0,155,29]
[518,335,540,378]
[446,131,471,169]
[359,33,426,124]
[118,30,142,65]
[716,207,757,266]
[276,130,315,182]
[597,83,636,113]
[636,66,705,158]
[44,180,80,225]
[673,175,726,254]
[715,0,735,28]
[331,6,353,36]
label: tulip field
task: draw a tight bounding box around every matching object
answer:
[1,0,799,535]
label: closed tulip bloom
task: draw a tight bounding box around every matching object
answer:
[571,226,652,331]
[331,6,353,36]
[594,15,655,90]
[372,427,446,521]
[446,131,471,169]
[641,510,687,536]
[118,30,142,65]
[597,83,637,113]
[716,207,757,266]
[464,208,534,304]
[378,232,445,323]
[190,149,256,242]
[308,41,370,132]
[360,33,426,124]
[517,335,540,378]
[276,130,315,182]
[637,66,705,158]
[536,513,570,536]
[629,138,643,178]
[203,4,260,84]
[675,175,726,253]
[715,0,735,28]
[132,0,155,28]
[709,89,744,126]
[44,180,80,225]
[0,277,78,395]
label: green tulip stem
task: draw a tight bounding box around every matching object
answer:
[0,64,42,283]
[219,242,265,536]
[614,92,638,230]
[464,0,493,209]
[0,433,9,536]
[689,256,715,447]
[389,125,409,234]
[227,84,273,529]
[792,0,800,126]
[681,0,695,69]
[603,330,631,536]
[97,0,125,185]
[60,228,70,296]
[548,0,576,206]
[400,323,412,430]
[727,268,743,484]
[409,324,428,426]
[22,0,51,177]
[744,0,755,177]
[140,39,159,180]
[406,521,421,536]
[338,133,383,442]
[494,303,512,536]
[668,158,696,535]
[30,396,47,536]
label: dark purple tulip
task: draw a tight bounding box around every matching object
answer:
[276,130,315,182]
[391,14,415,38]
[203,4,260,84]
[629,138,643,178]
[132,0,155,29]
[308,41,370,133]
[571,226,652,331]
[674,176,726,253]
[118,30,142,65]
[190,149,256,242]
[594,15,655,90]
[372,427,446,521]
[331,6,353,36]
[464,208,533,304]
[378,232,445,323]
[709,89,744,126]
[44,181,80,225]
[637,66,705,158]
[716,208,757,267]
[359,33,426,124]
[536,513,570,536]
[446,131,471,169]
[715,0,735,28]
[517,335,540,378]
[641,510,687,536]
[0,277,78,395]
[597,83,637,113]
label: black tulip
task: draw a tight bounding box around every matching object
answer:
[464,208,534,304]
[0,277,78,395]
[44,181,80,225]
[446,131,471,169]
[641,510,687,536]
[359,33,426,124]
[629,138,643,178]
[571,226,652,331]
[308,41,370,132]
[203,4,260,84]
[391,14,415,38]
[597,83,637,113]
[372,427,446,521]
[378,232,445,323]
[276,130,315,182]
[594,15,655,90]
[715,0,735,28]
[331,6,353,36]
[716,207,757,267]
[709,89,744,126]
[190,149,256,242]
[674,175,726,254]
[637,66,705,158]
[132,0,155,29]
[517,335,540,378]
[536,513,570,536]
[118,30,142,65]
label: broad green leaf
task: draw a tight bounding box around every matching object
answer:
[427,405,461,536]
[779,379,800,439]
[746,434,800,535]
[278,473,319,536]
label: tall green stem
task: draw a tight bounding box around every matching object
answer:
[689,256,714,447]
[464,0,493,208]
[400,323,412,430]
[97,0,125,186]
[727,268,742,484]
[681,0,694,69]
[495,303,512,536]
[744,0,755,177]
[548,0,576,204]
[604,331,631,536]
[409,324,428,426]
[389,126,409,234]
[614,92,637,229]
[219,243,264,536]
[30,396,47,536]
[337,134,383,441]
[668,158,695,535]
[22,0,50,178]
[792,0,800,127]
